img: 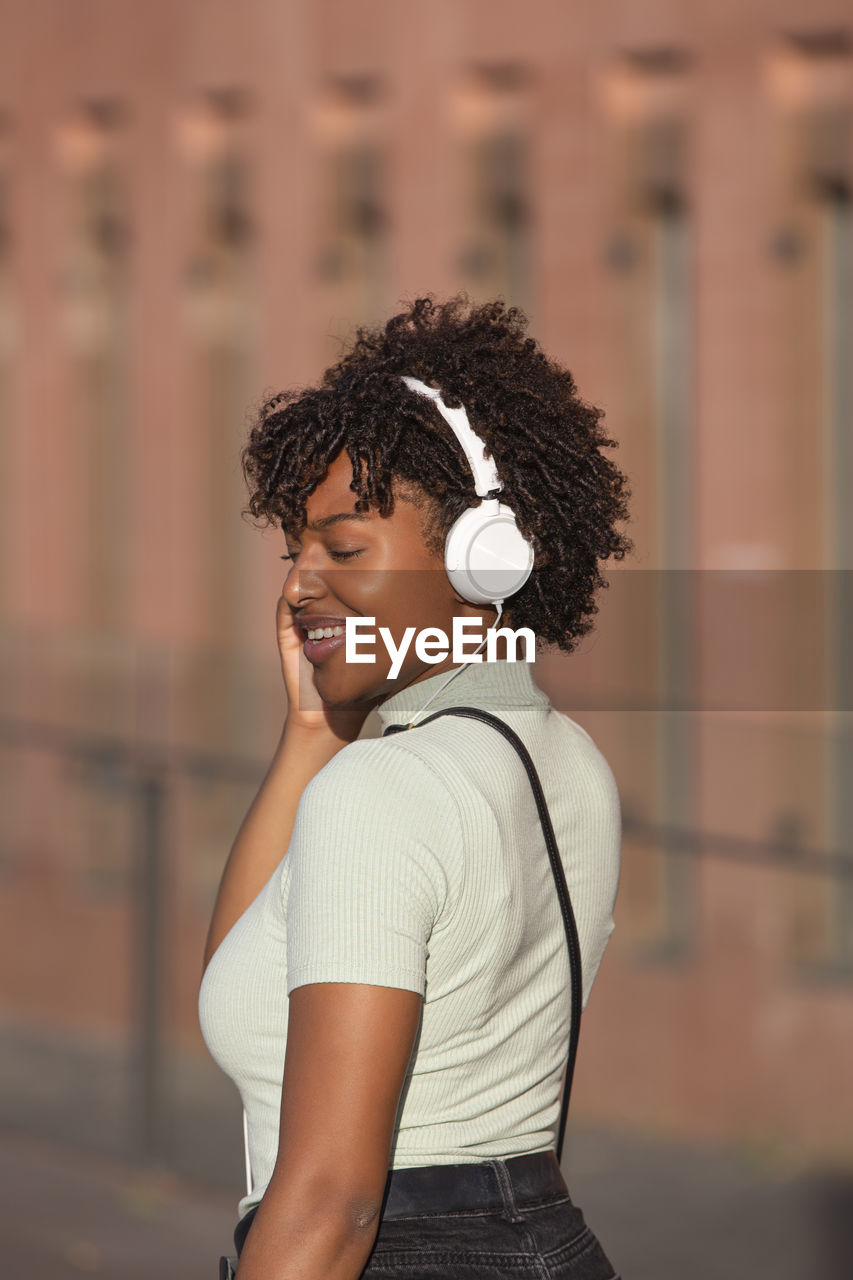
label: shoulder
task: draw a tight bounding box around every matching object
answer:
[285,734,461,935]
[548,709,622,822]
[296,732,463,840]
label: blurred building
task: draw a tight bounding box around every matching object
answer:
[0,0,851,1179]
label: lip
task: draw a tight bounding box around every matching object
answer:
[302,629,347,664]
[295,617,349,665]
[295,616,348,633]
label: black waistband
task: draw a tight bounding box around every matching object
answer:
[234,1150,569,1253]
[381,1150,569,1220]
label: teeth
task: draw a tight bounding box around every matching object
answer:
[306,626,345,640]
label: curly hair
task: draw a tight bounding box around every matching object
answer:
[241,293,634,653]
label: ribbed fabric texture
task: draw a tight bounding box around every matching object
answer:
[198,658,622,1220]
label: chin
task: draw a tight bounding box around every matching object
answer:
[311,665,377,709]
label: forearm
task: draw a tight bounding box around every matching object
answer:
[201,721,355,974]
[234,1181,379,1280]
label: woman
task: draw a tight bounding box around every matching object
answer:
[199,295,633,1278]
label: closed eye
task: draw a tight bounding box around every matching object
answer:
[280,550,364,562]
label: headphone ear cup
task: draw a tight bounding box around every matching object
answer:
[445,503,535,606]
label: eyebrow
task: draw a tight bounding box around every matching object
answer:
[287,512,373,534]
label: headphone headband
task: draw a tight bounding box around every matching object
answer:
[400,376,502,499]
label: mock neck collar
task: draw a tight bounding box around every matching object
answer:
[376,659,548,733]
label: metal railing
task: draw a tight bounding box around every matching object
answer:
[1,711,851,1171]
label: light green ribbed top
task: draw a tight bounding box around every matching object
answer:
[199,658,622,1221]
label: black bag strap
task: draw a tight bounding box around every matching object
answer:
[382,704,582,1163]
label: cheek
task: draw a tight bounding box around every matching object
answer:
[333,526,449,621]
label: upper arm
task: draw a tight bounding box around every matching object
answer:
[271,982,422,1213]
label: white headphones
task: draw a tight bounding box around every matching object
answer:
[400,376,535,607]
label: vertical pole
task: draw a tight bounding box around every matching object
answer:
[133,770,167,1163]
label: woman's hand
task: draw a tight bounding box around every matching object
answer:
[277,590,372,743]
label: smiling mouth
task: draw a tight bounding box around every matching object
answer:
[299,624,348,665]
[302,624,346,641]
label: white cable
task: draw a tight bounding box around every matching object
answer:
[405,602,504,728]
[242,1107,253,1197]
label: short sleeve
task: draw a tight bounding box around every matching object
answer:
[284,739,459,997]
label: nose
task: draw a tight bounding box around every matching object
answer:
[281,555,328,613]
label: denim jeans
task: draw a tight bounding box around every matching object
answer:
[234,1152,621,1279]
